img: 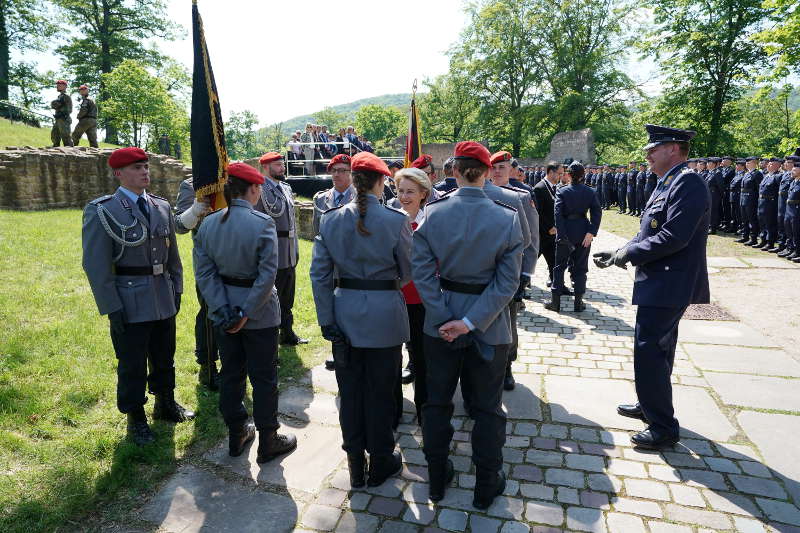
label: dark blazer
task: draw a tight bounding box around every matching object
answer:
[625,163,710,308]
[554,183,602,244]
[533,179,556,242]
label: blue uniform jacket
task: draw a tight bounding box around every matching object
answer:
[554,183,602,244]
[624,163,710,308]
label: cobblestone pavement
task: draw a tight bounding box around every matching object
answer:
[139,230,800,533]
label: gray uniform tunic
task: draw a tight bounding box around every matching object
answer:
[482,182,535,275]
[255,178,298,269]
[310,194,413,348]
[82,188,183,323]
[502,184,540,276]
[412,187,524,345]
[193,199,281,330]
[312,185,356,235]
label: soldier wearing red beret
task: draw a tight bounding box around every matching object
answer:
[72,84,98,148]
[411,154,437,182]
[50,80,73,147]
[82,147,194,446]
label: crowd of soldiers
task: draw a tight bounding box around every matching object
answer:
[81,123,718,512]
[50,80,99,148]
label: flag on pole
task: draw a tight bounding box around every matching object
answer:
[191,0,228,206]
[404,80,422,168]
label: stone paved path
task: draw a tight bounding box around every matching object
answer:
[138,231,800,533]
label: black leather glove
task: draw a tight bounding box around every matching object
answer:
[321,324,346,344]
[514,274,530,302]
[108,310,126,335]
[174,293,181,313]
[214,305,244,331]
[593,249,628,269]
[445,331,475,351]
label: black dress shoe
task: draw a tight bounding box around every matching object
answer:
[735,236,748,243]
[793,256,800,263]
[348,452,367,488]
[631,429,679,450]
[573,294,586,312]
[367,451,402,487]
[562,287,575,296]
[257,431,297,463]
[126,412,155,446]
[778,249,793,257]
[473,470,506,510]
[324,358,335,371]
[280,331,309,345]
[153,392,196,422]
[428,459,455,502]
[617,403,647,422]
[503,366,516,391]
[229,422,256,457]
[401,366,415,385]
[768,245,784,253]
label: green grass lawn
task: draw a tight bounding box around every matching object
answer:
[0,209,327,532]
[0,118,119,150]
[600,208,767,257]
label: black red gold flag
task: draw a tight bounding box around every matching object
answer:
[404,80,422,167]
[191,0,228,206]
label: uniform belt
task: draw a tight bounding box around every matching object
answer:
[335,278,400,290]
[788,200,800,205]
[220,275,255,287]
[780,192,788,197]
[740,189,754,193]
[276,230,296,238]
[439,278,488,295]
[114,264,166,276]
[565,214,586,220]
[760,195,776,200]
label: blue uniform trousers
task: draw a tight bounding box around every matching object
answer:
[786,208,799,251]
[216,326,280,433]
[424,334,507,472]
[740,195,759,240]
[777,196,788,244]
[730,192,741,230]
[634,305,686,438]
[618,186,627,212]
[757,199,778,244]
[552,241,591,295]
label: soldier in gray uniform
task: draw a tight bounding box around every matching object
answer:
[310,152,412,489]
[174,177,216,389]
[413,142,524,509]
[82,147,194,446]
[313,154,356,236]
[257,152,308,345]
[194,162,297,462]
[50,80,73,147]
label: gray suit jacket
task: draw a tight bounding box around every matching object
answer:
[413,187,523,345]
[310,194,412,348]
[255,178,298,269]
[312,185,355,235]
[82,188,183,323]
[193,199,281,330]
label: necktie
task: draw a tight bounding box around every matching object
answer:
[136,196,150,223]
[335,192,343,206]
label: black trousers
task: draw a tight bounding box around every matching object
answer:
[276,267,296,335]
[508,301,520,363]
[194,283,218,365]
[423,334,507,472]
[407,303,428,423]
[215,326,280,433]
[634,305,686,437]
[552,241,591,295]
[539,236,556,283]
[110,316,176,414]
[335,345,401,457]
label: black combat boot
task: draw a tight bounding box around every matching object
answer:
[544,291,561,312]
[574,294,586,312]
[229,422,256,457]
[198,362,219,391]
[347,452,367,488]
[778,248,794,257]
[768,243,785,253]
[367,451,402,487]
[503,364,516,391]
[257,430,298,463]
[735,235,749,243]
[428,459,455,502]
[126,408,155,446]
[761,241,774,251]
[153,391,196,422]
[473,468,506,510]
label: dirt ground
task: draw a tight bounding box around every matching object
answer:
[709,266,800,360]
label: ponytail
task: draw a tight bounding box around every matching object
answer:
[453,158,488,183]
[220,176,250,223]
[352,170,383,236]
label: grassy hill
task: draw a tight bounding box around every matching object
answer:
[0,118,118,149]
[265,93,413,137]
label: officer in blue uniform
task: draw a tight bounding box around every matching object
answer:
[756,158,782,250]
[626,162,638,216]
[785,160,800,262]
[773,157,795,253]
[636,163,648,214]
[644,165,658,206]
[704,157,725,234]
[544,162,602,313]
[719,157,735,232]
[434,157,458,194]
[594,125,710,449]
[740,157,763,246]
[729,159,746,236]
[601,165,614,209]
[616,166,627,213]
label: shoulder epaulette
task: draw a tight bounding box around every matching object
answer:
[425,195,450,207]
[500,184,525,194]
[322,204,345,215]
[89,194,113,205]
[250,209,270,220]
[149,193,168,202]
[383,204,406,216]
[493,200,517,211]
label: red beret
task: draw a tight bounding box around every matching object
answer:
[351,152,390,176]
[490,151,512,165]
[108,147,148,169]
[56,80,67,86]
[411,154,433,169]
[227,162,264,185]
[454,141,491,167]
[326,154,351,172]
[79,84,89,90]
[259,152,284,165]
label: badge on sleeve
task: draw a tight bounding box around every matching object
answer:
[651,219,658,229]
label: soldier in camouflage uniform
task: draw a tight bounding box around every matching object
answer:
[51,80,73,147]
[72,84,98,147]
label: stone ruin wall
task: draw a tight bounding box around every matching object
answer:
[546,128,596,165]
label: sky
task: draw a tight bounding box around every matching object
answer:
[26,0,661,127]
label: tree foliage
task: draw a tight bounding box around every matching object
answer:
[354,104,406,143]
[225,110,263,160]
[420,69,479,143]
[755,0,800,77]
[312,107,347,133]
[0,0,56,101]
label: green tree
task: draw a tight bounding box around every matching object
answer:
[101,59,184,149]
[354,104,406,143]
[52,0,179,143]
[420,69,480,143]
[225,110,263,160]
[0,0,55,101]
[755,0,800,76]
[731,86,799,156]
[6,61,48,109]
[641,0,771,154]
[260,122,285,152]
[312,107,347,133]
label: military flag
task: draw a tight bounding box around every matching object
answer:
[404,80,422,168]
[191,0,228,206]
